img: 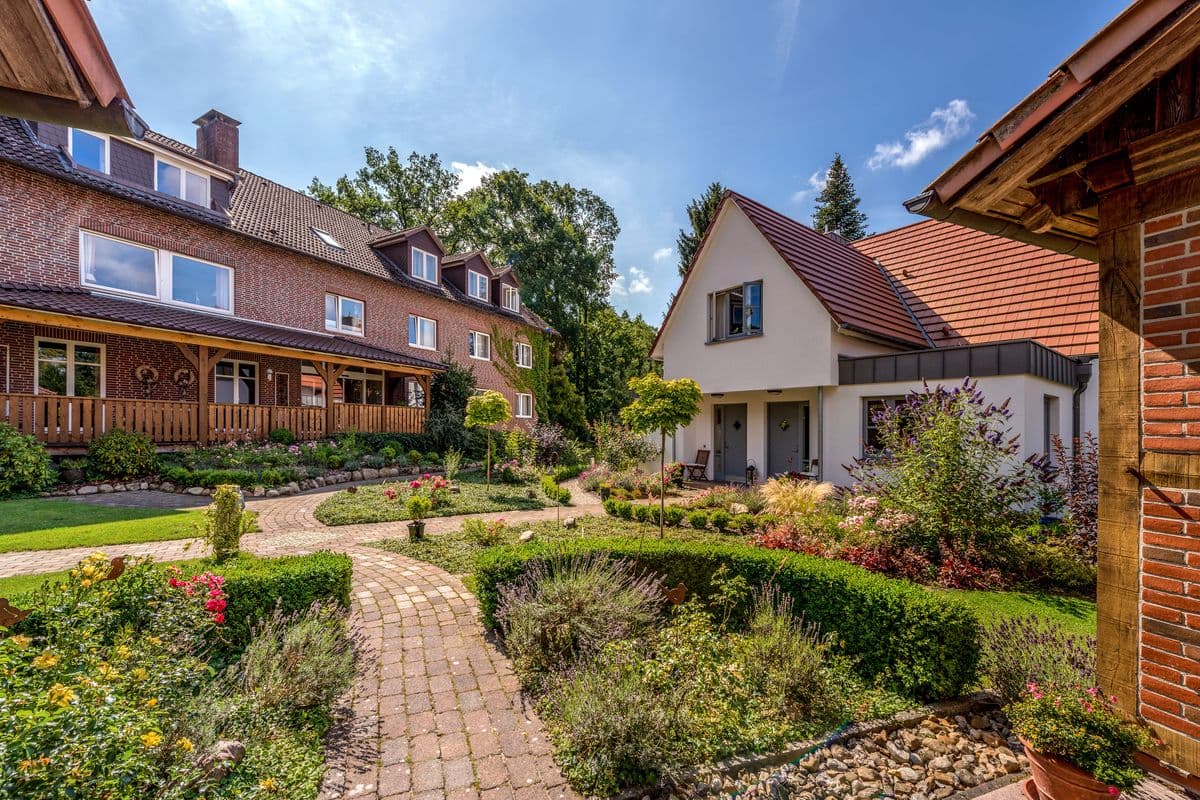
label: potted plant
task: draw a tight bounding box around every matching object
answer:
[406,494,432,540]
[1008,682,1158,798]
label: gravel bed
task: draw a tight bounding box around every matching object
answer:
[687,710,1028,799]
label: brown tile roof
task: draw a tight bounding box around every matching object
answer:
[0,118,546,330]
[852,220,1098,357]
[0,282,443,371]
[728,192,929,347]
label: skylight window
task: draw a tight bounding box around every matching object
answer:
[311,227,344,250]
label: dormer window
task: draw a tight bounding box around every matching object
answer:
[311,227,344,250]
[155,158,209,206]
[69,129,108,173]
[502,285,520,312]
[468,270,489,301]
[411,247,438,283]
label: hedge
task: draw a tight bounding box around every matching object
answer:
[475,537,980,700]
[201,551,353,650]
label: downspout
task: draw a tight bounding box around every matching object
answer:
[816,386,824,482]
[1072,359,1094,455]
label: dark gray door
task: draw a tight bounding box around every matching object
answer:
[717,403,748,482]
[767,402,804,476]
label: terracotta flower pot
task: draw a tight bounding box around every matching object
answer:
[1019,737,1115,799]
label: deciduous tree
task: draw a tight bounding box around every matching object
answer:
[308,147,459,233]
[466,390,512,486]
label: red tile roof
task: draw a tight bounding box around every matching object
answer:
[852,220,1098,357]
[727,193,929,347]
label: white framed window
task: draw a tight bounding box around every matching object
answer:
[324,293,365,335]
[515,341,533,369]
[502,285,520,312]
[468,330,491,360]
[300,366,325,407]
[35,339,104,397]
[155,158,210,206]
[311,227,344,250]
[69,129,108,173]
[411,247,438,283]
[408,315,437,349]
[80,231,233,313]
[862,396,907,454]
[215,360,257,404]
[468,270,490,301]
[405,377,426,408]
[515,392,533,419]
[339,368,385,405]
[708,280,763,341]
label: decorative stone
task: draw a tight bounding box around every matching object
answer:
[380,467,399,478]
[361,468,380,480]
[159,482,174,493]
[77,485,99,495]
[286,481,301,494]
[265,489,280,498]
[98,483,114,493]
[518,530,535,542]
[351,470,364,482]
[197,740,245,781]
[564,517,577,528]
[251,486,265,497]
[730,502,749,514]
[186,486,206,495]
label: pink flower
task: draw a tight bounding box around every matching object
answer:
[423,473,432,480]
[1108,788,1120,796]
[410,480,421,489]
[212,612,225,624]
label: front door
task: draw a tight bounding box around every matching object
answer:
[767,402,806,476]
[715,403,748,483]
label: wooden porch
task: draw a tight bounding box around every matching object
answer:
[0,393,428,448]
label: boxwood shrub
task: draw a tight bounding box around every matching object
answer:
[203,551,352,651]
[476,538,980,700]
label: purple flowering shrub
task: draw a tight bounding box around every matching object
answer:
[982,615,1095,706]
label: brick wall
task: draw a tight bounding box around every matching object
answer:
[0,161,537,417]
[1139,207,1200,740]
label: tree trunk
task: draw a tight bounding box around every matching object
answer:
[486,431,492,487]
[659,430,666,538]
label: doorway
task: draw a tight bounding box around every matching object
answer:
[713,403,748,483]
[767,401,808,476]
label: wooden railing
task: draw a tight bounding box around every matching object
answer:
[1,394,198,445]
[0,394,426,447]
[335,403,426,435]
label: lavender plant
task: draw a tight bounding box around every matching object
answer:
[848,379,1041,556]
[982,615,1095,706]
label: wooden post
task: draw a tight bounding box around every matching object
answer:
[314,361,347,436]
[197,346,210,446]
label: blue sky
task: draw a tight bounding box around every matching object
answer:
[91,0,1125,322]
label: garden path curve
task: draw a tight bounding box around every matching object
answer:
[1,482,605,800]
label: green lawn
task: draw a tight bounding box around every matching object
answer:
[943,587,1096,636]
[314,471,551,526]
[0,498,204,553]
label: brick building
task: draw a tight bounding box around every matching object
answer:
[0,110,547,448]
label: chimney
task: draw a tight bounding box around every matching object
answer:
[193,109,240,172]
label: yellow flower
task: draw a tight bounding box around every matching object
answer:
[8,635,31,649]
[146,636,163,647]
[139,731,163,748]
[115,645,131,659]
[177,737,194,753]
[96,662,120,681]
[144,697,158,708]
[80,579,93,588]
[258,777,279,792]
[130,667,149,682]
[47,683,76,708]
[31,651,60,669]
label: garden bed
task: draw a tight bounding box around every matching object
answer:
[313,471,554,526]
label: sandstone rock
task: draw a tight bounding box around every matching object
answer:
[730,502,749,514]
[251,486,265,497]
[897,767,922,783]
[98,483,114,493]
[955,768,978,787]
[351,470,364,482]
[139,481,149,490]
[266,489,279,498]
[361,468,380,480]
[186,486,206,495]
[77,484,99,495]
[159,481,174,492]
[928,756,952,771]
[564,517,577,528]
[197,740,245,781]
[519,530,535,542]
[380,467,399,478]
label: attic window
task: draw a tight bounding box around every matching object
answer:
[311,227,344,250]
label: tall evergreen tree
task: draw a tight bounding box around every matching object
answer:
[811,154,869,240]
[675,181,726,276]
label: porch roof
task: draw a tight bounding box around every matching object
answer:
[0,282,443,373]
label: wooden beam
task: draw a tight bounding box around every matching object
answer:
[1019,202,1059,234]
[1084,151,1135,194]
[1142,450,1200,489]
[1095,211,1141,721]
[0,305,438,376]
[197,346,210,446]
[1129,116,1200,186]
[173,342,198,370]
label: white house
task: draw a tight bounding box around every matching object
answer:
[651,191,1099,485]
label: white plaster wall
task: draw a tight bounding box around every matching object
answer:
[658,203,849,392]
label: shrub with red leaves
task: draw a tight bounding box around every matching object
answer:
[751,524,826,555]
[935,545,1004,589]
[838,543,935,584]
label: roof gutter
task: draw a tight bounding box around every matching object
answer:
[904,190,1099,262]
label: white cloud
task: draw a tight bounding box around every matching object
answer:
[791,169,828,205]
[774,0,802,75]
[610,266,653,298]
[867,99,975,170]
[451,160,499,194]
[652,246,673,263]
